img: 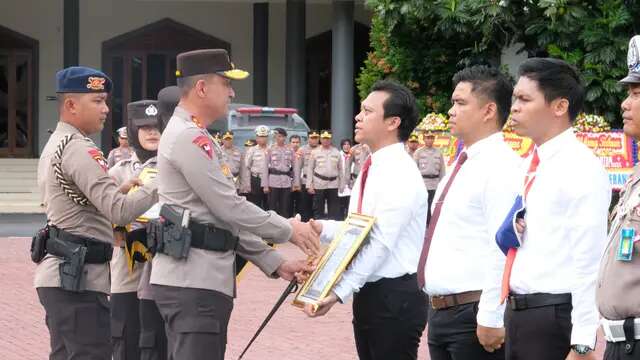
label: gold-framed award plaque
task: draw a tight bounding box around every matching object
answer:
[130,167,160,222]
[293,213,375,310]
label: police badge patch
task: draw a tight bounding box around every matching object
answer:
[193,135,214,159]
[87,148,108,172]
[86,77,106,91]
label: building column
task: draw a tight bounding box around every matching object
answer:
[63,0,79,67]
[330,0,354,144]
[253,2,269,106]
[285,0,306,117]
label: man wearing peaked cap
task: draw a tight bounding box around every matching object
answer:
[110,99,164,360]
[306,129,345,220]
[293,130,321,221]
[241,125,270,209]
[35,66,157,359]
[262,127,298,218]
[108,126,133,168]
[597,35,640,360]
[150,49,318,359]
[413,130,445,225]
[406,131,420,157]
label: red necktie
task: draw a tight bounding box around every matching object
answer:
[417,151,468,289]
[357,156,372,213]
[500,149,539,303]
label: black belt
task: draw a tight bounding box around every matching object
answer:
[508,292,571,311]
[422,174,439,179]
[48,227,113,264]
[314,172,337,182]
[269,168,292,176]
[188,222,238,252]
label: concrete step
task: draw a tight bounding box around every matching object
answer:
[0,193,42,201]
[0,178,38,187]
[1,171,38,180]
[0,202,44,214]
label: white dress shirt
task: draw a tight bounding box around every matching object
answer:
[424,132,522,328]
[510,128,610,347]
[319,142,428,302]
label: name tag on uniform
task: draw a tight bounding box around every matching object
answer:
[616,227,635,261]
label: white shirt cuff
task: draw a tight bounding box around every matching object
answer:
[333,279,354,303]
[319,220,340,245]
[571,324,598,348]
[476,307,504,328]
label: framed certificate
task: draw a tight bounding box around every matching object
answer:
[129,167,159,222]
[293,213,375,310]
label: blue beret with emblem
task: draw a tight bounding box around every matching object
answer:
[56,66,113,93]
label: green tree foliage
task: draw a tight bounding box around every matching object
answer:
[357,0,639,127]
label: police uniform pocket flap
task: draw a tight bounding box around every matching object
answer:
[139,330,157,348]
[110,317,125,338]
[173,316,220,334]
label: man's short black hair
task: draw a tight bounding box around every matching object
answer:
[370,80,419,142]
[340,138,352,147]
[452,65,513,127]
[273,127,287,136]
[289,134,301,141]
[518,57,584,121]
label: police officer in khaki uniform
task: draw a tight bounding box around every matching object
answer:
[405,131,420,157]
[294,130,320,221]
[149,49,318,359]
[241,125,270,209]
[107,126,133,168]
[221,130,243,190]
[262,127,298,217]
[109,99,164,360]
[347,142,371,185]
[597,35,640,360]
[413,131,445,224]
[306,130,345,220]
[34,66,158,360]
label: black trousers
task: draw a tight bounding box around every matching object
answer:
[298,184,314,221]
[605,340,640,359]
[37,287,112,360]
[428,302,505,360]
[268,187,292,217]
[427,189,436,226]
[505,302,572,360]
[153,284,234,360]
[291,189,301,218]
[339,195,350,218]
[248,175,268,210]
[352,274,427,360]
[111,292,141,360]
[138,299,167,360]
[313,188,340,220]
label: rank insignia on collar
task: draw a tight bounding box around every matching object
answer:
[86,77,106,91]
[193,135,214,159]
[88,148,108,172]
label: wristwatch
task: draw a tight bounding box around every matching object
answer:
[571,344,594,355]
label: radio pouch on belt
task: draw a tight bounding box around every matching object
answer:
[30,225,50,263]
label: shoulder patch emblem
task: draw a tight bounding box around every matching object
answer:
[88,148,108,172]
[193,135,214,159]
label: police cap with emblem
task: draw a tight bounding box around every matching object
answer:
[320,130,332,139]
[56,66,112,93]
[255,125,270,137]
[620,35,640,84]
[222,131,234,140]
[117,127,128,139]
[175,49,249,81]
[308,130,320,138]
[127,100,160,163]
[408,132,419,142]
[157,86,180,131]
[245,139,256,147]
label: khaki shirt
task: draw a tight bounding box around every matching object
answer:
[293,144,318,188]
[109,153,157,294]
[261,144,298,189]
[35,121,157,294]
[413,146,446,190]
[150,107,290,297]
[107,146,133,168]
[240,145,268,191]
[222,145,243,189]
[348,144,371,177]
[597,165,640,320]
[306,146,344,190]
